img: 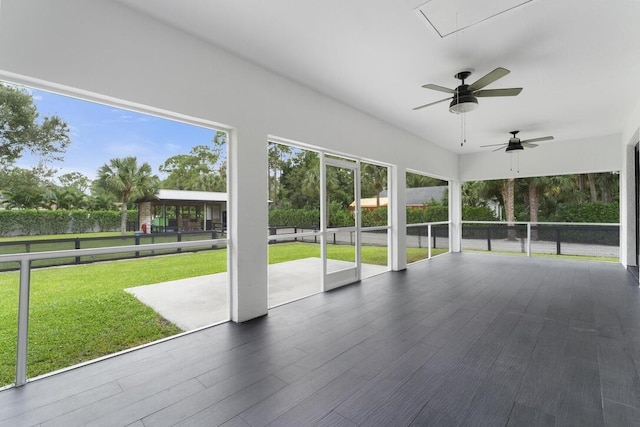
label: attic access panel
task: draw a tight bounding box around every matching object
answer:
[416,0,534,38]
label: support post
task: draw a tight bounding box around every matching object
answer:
[16,259,31,386]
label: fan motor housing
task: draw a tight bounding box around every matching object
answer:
[449,85,478,113]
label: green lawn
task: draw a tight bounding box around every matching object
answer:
[3,242,427,386]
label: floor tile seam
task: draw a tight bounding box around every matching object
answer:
[177,373,286,427]
[83,378,207,427]
[269,370,369,426]
[57,375,206,426]
[602,397,640,411]
[0,380,124,426]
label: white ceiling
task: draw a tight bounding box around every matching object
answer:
[115,0,640,154]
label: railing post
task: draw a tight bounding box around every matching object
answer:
[418,227,422,249]
[487,227,492,251]
[428,224,432,259]
[75,237,81,264]
[16,259,31,387]
[135,234,140,258]
[177,232,182,253]
[556,227,561,255]
[527,223,531,257]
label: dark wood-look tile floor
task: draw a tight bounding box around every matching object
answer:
[1,253,640,426]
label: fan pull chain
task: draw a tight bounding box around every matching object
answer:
[460,113,467,147]
[509,152,521,173]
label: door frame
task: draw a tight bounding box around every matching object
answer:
[321,155,361,291]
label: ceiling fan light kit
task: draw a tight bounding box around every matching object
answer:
[505,142,524,152]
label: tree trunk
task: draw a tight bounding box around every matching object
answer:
[501,178,516,240]
[587,173,598,202]
[529,183,539,240]
[120,203,128,235]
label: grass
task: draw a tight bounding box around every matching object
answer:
[0,250,226,386]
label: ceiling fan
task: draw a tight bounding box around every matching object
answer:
[481,131,554,152]
[413,67,522,114]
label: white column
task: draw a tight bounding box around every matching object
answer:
[449,179,462,252]
[620,139,637,268]
[228,127,269,322]
[391,165,407,271]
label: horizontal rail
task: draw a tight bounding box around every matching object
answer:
[267,231,319,241]
[462,221,620,227]
[407,221,450,228]
[0,238,227,264]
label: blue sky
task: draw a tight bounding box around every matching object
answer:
[16,85,223,184]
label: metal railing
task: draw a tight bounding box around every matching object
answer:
[0,230,225,271]
[407,221,450,260]
[462,221,619,259]
[2,238,227,388]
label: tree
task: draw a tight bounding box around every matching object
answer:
[160,144,221,191]
[96,157,159,234]
[58,172,90,194]
[0,167,52,209]
[0,84,71,167]
[500,178,516,240]
[406,172,444,188]
[361,163,387,207]
[268,142,292,208]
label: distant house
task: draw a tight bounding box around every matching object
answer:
[135,189,227,233]
[351,186,447,210]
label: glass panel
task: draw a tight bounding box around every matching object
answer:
[360,162,388,219]
[530,224,619,261]
[462,223,527,255]
[325,164,356,273]
[26,247,229,380]
[267,144,321,240]
[361,229,389,279]
[405,172,449,224]
[268,240,321,307]
[0,82,230,381]
[406,224,429,264]
[0,269,19,387]
[326,165,355,228]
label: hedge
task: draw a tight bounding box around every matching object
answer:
[551,202,619,223]
[0,210,137,236]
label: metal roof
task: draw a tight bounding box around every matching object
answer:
[142,189,227,203]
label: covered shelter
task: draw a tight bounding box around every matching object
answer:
[352,186,447,210]
[136,189,227,233]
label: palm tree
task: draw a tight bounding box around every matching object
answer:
[500,178,516,240]
[361,163,387,207]
[96,157,159,235]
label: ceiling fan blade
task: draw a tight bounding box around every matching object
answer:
[475,88,523,97]
[521,143,539,148]
[422,84,455,94]
[521,136,554,144]
[480,143,508,147]
[493,146,507,152]
[468,67,510,91]
[412,97,451,110]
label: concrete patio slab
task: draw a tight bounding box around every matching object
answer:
[125,258,388,331]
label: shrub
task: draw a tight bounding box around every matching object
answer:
[551,202,619,223]
[0,209,137,236]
